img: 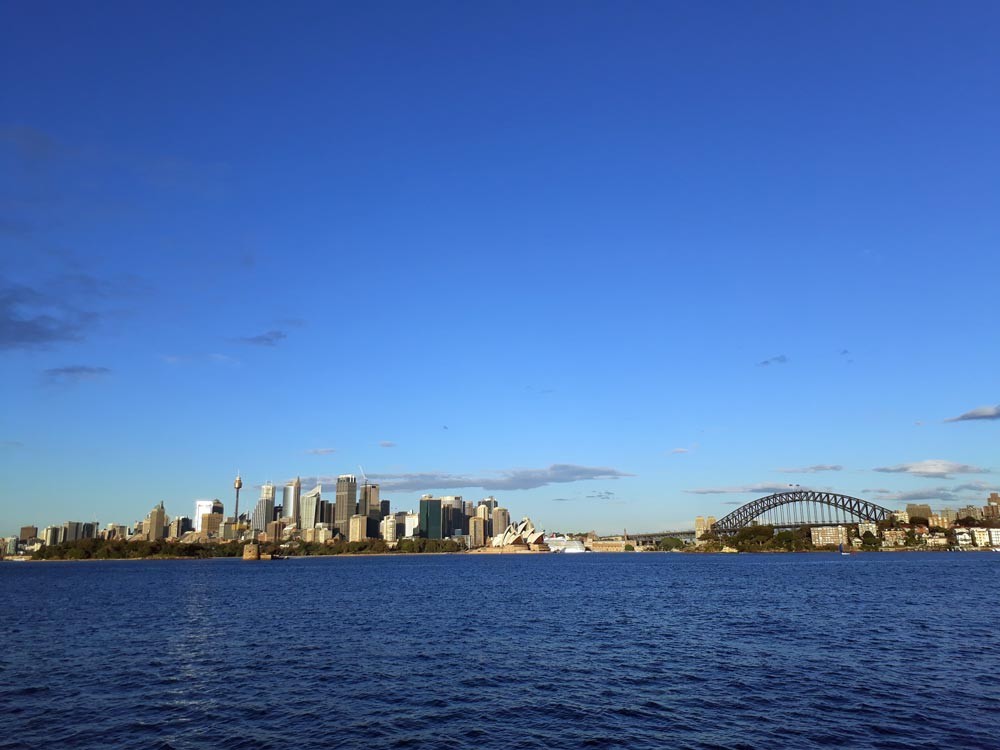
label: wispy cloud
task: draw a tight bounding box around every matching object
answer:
[160,352,240,366]
[873,460,990,480]
[550,497,574,502]
[757,355,788,367]
[777,464,843,473]
[0,440,24,449]
[587,490,616,501]
[239,329,287,346]
[945,405,1000,423]
[684,483,802,495]
[42,365,111,385]
[874,482,1000,505]
[369,464,632,492]
[0,279,99,350]
[305,448,336,455]
[671,448,690,454]
[379,441,397,448]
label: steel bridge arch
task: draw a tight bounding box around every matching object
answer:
[710,490,892,535]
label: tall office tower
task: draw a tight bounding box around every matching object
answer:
[251,484,276,533]
[393,511,407,539]
[283,477,302,526]
[42,526,59,546]
[419,495,442,539]
[318,500,331,526]
[146,502,167,541]
[439,496,464,536]
[379,515,397,543]
[491,507,510,538]
[349,514,368,543]
[19,526,38,541]
[479,496,498,512]
[300,485,322,530]
[62,521,83,543]
[360,482,381,536]
[380,499,391,519]
[194,499,216,532]
[404,511,419,538]
[469,516,486,548]
[475,504,492,537]
[335,474,358,535]
[81,522,99,539]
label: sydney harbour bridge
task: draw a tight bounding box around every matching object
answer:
[710,489,892,536]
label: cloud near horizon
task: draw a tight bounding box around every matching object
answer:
[684,482,803,495]
[368,464,632,492]
[873,459,990,480]
[777,464,843,473]
[945,404,1000,422]
[379,441,397,448]
[1,278,99,350]
[305,448,336,455]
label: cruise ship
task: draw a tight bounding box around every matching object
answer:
[544,535,587,553]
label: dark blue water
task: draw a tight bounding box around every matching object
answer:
[2,553,999,749]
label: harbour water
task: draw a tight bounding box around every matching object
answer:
[2,552,999,749]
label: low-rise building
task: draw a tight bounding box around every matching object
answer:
[882,529,907,547]
[954,529,973,547]
[988,528,1000,547]
[925,534,948,548]
[891,510,909,524]
[857,522,878,538]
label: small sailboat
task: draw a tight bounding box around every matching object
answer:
[839,543,851,556]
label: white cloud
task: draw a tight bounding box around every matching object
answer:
[684,483,802,495]
[945,405,1000,422]
[776,464,843,473]
[872,460,990,480]
[369,464,632,492]
[305,448,336,455]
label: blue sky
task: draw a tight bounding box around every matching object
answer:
[2,1,998,535]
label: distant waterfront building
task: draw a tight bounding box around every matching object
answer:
[202,512,223,537]
[970,528,990,547]
[349,514,368,543]
[403,511,419,538]
[81,522,99,539]
[193,500,217,532]
[938,508,957,523]
[335,475,357,535]
[419,495,442,539]
[62,521,83,543]
[300,485,322,530]
[19,526,38,542]
[283,477,302,526]
[958,504,983,521]
[927,515,952,529]
[265,520,286,542]
[146,502,168,541]
[168,516,192,539]
[857,522,879,538]
[469,516,486,548]
[360,482,381,536]
[905,503,933,520]
[810,526,848,547]
[380,499,391,519]
[988,528,1000,546]
[479,496,498,512]
[251,483,276,533]
[42,526,59,546]
[440,496,464,536]
[475,504,492,537]
[491,508,510,539]
[379,515,397,543]
[882,529,906,547]
[891,510,909,524]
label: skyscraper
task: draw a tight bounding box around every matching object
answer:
[419,495,442,540]
[475,504,492,537]
[283,477,302,527]
[360,482,381,536]
[194,499,216,532]
[300,485,321,530]
[491,507,510,538]
[146,502,167,541]
[251,483,276,533]
[469,516,486,548]
[335,474,357,535]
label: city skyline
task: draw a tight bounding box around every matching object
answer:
[2,3,999,535]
